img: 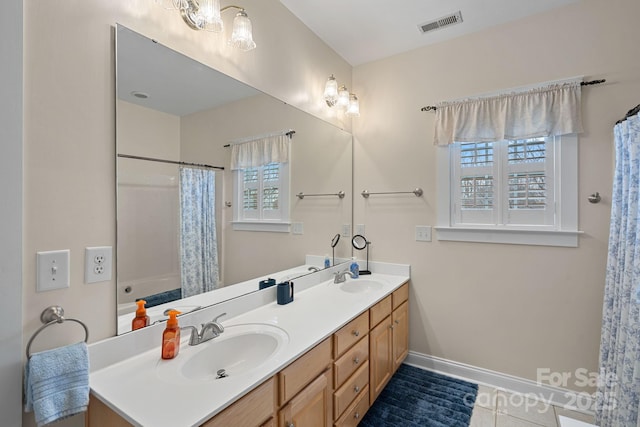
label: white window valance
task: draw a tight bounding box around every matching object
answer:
[433,80,583,146]
[230,131,291,170]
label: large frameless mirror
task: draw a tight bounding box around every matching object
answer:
[115,25,353,334]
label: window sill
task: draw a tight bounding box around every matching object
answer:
[434,226,583,247]
[232,221,291,233]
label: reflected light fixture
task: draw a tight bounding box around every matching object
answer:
[324,75,360,117]
[160,0,256,51]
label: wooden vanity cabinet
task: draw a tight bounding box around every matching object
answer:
[332,311,370,423]
[369,282,409,404]
[278,337,333,427]
[202,377,276,427]
[279,369,333,427]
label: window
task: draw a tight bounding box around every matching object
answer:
[232,161,290,232]
[437,135,578,247]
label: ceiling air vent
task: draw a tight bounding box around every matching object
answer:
[418,11,463,34]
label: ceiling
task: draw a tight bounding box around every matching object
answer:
[279,0,581,66]
[116,25,259,116]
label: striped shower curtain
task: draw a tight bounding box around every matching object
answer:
[179,167,220,298]
[596,108,640,426]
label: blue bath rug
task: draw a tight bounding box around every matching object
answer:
[360,364,478,427]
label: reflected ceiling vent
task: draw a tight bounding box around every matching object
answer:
[418,11,463,34]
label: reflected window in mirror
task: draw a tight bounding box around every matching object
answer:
[231,131,292,232]
[233,161,290,232]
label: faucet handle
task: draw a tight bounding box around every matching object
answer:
[213,312,227,323]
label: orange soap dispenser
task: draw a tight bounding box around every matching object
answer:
[161,310,181,360]
[131,299,150,331]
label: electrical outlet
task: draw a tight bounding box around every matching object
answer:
[342,224,351,237]
[37,250,70,292]
[415,226,432,242]
[356,224,365,236]
[85,246,112,284]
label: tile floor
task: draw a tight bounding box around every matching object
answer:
[470,385,596,427]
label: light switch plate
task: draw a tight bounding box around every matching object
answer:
[356,224,365,236]
[415,226,432,242]
[342,224,351,237]
[292,222,304,235]
[37,250,70,292]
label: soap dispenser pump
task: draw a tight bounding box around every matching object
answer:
[132,299,150,331]
[350,257,359,279]
[161,310,181,360]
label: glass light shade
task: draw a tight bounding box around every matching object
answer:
[197,0,223,32]
[337,85,350,108]
[324,75,338,107]
[346,94,360,117]
[229,11,257,51]
[159,0,186,10]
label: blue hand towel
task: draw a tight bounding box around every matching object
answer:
[24,341,90,427]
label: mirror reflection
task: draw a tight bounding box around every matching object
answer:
[115,25,353,334]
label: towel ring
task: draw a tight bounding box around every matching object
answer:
[26,306,89,359]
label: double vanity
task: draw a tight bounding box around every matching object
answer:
[87,262,410,427]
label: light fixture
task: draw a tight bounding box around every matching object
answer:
[162,1,256,51]
[324,75,360,117]
[228,9,256,51]
[324,75,338,107]
[346,94,360,117]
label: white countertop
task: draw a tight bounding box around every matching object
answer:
[90,268,409,427]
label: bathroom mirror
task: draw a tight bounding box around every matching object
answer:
[115,25,353,333]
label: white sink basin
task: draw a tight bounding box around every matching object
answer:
[340,279,384,293]
[156,323,289,384]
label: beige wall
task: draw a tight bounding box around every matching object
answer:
[352,0,639,391]
[21,1,351,425]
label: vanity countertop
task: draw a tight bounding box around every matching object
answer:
[90,271,409,427]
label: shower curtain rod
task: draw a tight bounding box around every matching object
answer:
[117,154,224,171]
[420,79,606,112]
[616,104,640,124]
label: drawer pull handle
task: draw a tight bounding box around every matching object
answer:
[390,325,395,330]
[287,422,295,427]
[354,385,361,393]
[352,330,360,337]
[353,357,360,364]
[395,319,400,324]
[354,412,360,420]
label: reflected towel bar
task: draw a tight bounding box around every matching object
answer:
[26,306,89,358]
[361,188,423,198]
[297,191,345,199]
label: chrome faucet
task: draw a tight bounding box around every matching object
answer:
[334,270,355,284]
[182,313,227,346]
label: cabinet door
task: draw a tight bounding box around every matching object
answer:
[279,370,332,427]
[392,301,409,372]
[369,315,393,405]
[202,377,276,427]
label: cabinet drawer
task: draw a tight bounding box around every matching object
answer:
[279,337,332,405]
[334,335,368,388]
[334,384,370,427]
[369,295,392,328]
[333,311,369,358]
[392,282,409,310]
[202,377,275,427]
[333,361,369,419]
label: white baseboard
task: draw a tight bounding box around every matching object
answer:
[405,351,595,416]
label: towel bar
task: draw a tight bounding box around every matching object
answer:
[26,306,89,358]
